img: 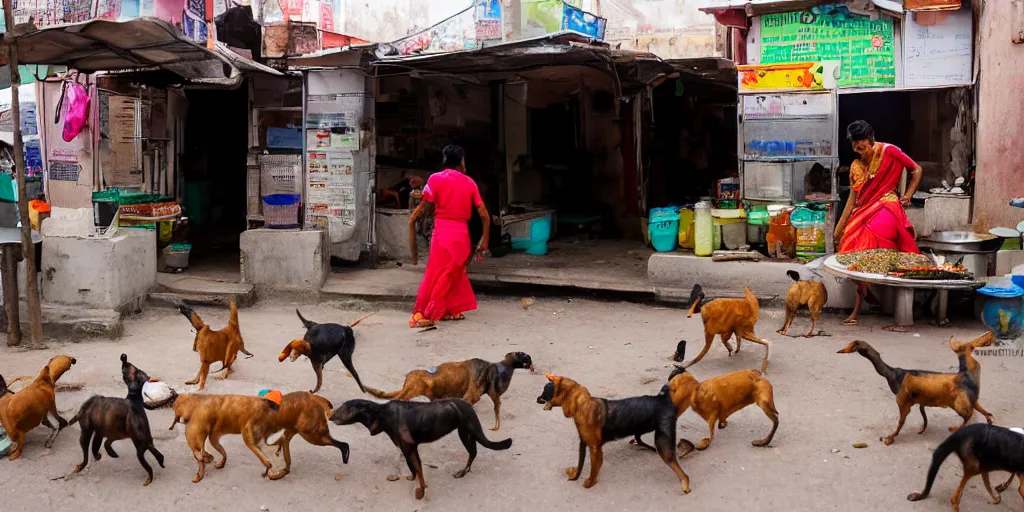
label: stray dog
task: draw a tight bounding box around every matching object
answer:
[536,374,692,493]
[838,332,995,446]
[0,355,76,460]
[330,398,512,500]
[168,391,284,483]
[666,342,778,451]
[777,270,828,337]
[682,284,772,373]
[262,391,349,480]
[364,352,534,431]
[278,310,376,394]
[178,298,253,390]
[907,423,1024,512]
[69,354,165,485]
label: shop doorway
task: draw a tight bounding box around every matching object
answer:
[177,85,250,281]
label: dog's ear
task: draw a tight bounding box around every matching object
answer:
[264,399,280,412]
[948,336,961,352]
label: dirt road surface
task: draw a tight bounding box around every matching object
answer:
[2,297,1023,512]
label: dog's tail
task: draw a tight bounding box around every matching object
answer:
[743,285,760,322]
[349,312,376,328]
[786,270,801,282]
[457,401,512,450]
[362,386,402,399]
[296,309,316,330]
[909,429,963,501]
[178,304,205,331]
[228,298,239,328]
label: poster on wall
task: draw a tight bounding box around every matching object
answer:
[562,3,605,40]
[760,10,895,88]
[475,0,501,45]
[737,62,840,92]
[13,0,92,28]
[903,9,972,88]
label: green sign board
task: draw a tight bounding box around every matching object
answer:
[760,11,895,88]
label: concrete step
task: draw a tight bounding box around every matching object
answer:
[152,274,257,308]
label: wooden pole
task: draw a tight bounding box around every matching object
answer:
[3,245,21,345]
[2,2,44,345]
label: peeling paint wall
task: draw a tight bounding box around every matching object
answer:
[587,0,720,59]
[334,0,469,42]
[975,0,1024,232]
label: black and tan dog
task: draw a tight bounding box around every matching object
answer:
[908,423,1024,512]
[69,354,166,485]
[536,374,692,494]
[667,341,778,452]
[263,391,349,480]
[178,298,253,390]
[0,355,76,460]
[277,310,376,394]
[168,391,284,483]
[330,398,511,500]
[364,352,534,431]
[838,332,995,446]
[777,270,828,337]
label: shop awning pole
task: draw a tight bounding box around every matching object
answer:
[2,2,45,346]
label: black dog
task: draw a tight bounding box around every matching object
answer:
[69,354,166,486]
[278,310,376,393]
[330,398,512,500]
[908,423,1024,511]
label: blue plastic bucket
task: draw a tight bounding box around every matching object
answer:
[511,214,552,255]
[649,211,680,252]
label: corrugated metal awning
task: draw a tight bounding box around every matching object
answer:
[6,17,282,84]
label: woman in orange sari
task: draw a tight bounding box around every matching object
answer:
[408,145,490,328]
[834,120,924,327]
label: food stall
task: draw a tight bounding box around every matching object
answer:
[736,62,841,258]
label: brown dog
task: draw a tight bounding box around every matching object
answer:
[263,391,349,480]
[667,343,778,452]
[0,355,76,460]
[777,270,828,337]
[682,284,772,373]
[168,391,283,483]
[178,298,253,390]
[838,332,995,446]
[536,374,692,493]
[364,352,534,431]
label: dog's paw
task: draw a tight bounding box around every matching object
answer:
[142,477,152,486]
[191,474,203,484]
[267,470,288,481]
[680,481,692,494]
[881,436,895,446]
[718,420,728,429]
[414,488,425,500]
[453,469,469,479]
[74,464,85,473]
[583,478,598,489]
[907,492,924,502]
[564,467,580,480]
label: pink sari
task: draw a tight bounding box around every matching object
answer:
[412,169,483,322]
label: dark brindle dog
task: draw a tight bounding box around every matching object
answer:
[330,398,512,500]
[908,423,1024,512]
[69,354,166,485]
[536,374,692,493]
[364,352,534,431]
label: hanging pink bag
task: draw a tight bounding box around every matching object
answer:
[55,72,91,142]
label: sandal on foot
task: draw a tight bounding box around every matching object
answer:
[842,318,858,326]
[409,313,435,329]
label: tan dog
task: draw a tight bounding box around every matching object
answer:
[683,284,772,374]
[666,344,778,453]
[778,270,828,337]
[168,391,283,483]
[178,298,253,390]
[838,332,995,446]
[263,391,349,480]
[0,355,77,460]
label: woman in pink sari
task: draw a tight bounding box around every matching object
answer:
[408,145,490,328]
[834,121,924,327]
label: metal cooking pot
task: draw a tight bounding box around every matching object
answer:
[918,231,1004,254]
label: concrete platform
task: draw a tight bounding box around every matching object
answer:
[5,302,124,341]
